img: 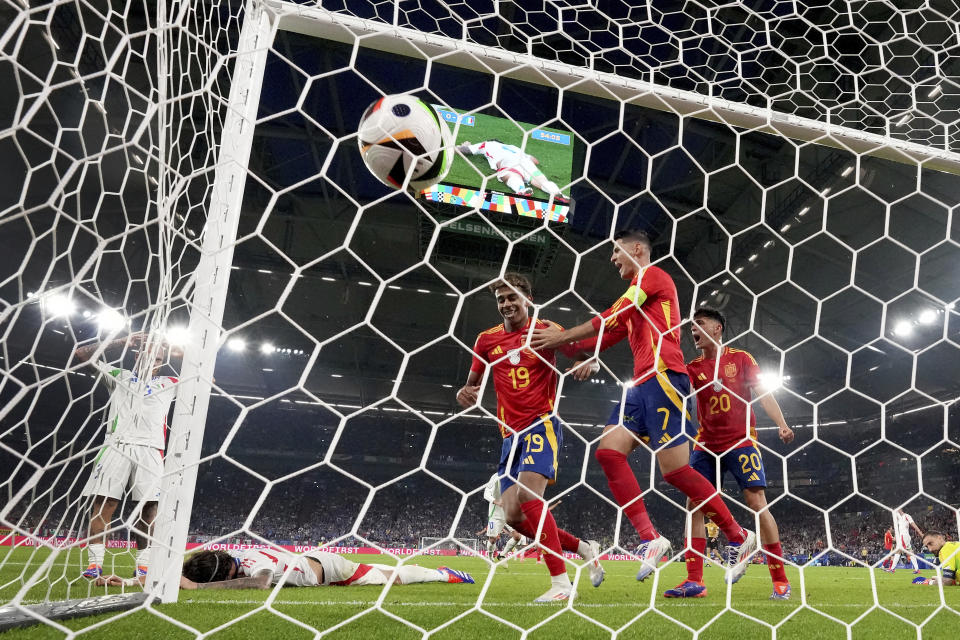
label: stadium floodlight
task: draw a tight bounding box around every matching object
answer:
[227,337,246,351]
[918,309,936,324]
[757,371,783,390]
[260,342,275,354]
[165,326,190,346]
[96,308,126,332]
[41,293,75,318]
[893,320,913,337]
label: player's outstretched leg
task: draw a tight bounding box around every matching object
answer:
[657,445,757,584]
[396,565,474,585]
[594,429,672,582]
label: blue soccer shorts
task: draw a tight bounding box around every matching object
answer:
[498,415,563,494]
[606,370,697,451]
[689,444,767,490]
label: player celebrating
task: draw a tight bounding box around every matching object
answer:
[892,508,924,574]
[100,548,474,589]
[456,273,603,602]
[74,332,179,580]
[881,528,895,572]
[915,531,958,586]
[662,307,795,600]
[531,230,758,585]
[458,140,568,200]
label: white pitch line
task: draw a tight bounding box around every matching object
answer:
[178,600,945,609]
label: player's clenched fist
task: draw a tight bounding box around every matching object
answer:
[456,384,480,408]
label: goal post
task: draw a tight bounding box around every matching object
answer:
[147,1,274,604]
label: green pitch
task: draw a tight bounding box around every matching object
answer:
[1,549,958,639]
[438,108,574,200]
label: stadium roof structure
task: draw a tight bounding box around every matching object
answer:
[0,0,958,476]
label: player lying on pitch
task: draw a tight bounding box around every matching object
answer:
[96,548,474,589]
[913,532,958,586]
[458,140,568,201]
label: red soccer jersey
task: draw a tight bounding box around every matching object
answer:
[686,347,762,452]
[470,318,581,438]
[589,265,687,385]
[884,531,894,550]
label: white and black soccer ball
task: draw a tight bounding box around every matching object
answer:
[357,95,452,193]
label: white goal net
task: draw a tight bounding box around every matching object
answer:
[1,0,958,638]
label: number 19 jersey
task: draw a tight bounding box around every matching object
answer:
[686,347,761,452]
[471,318,577,438]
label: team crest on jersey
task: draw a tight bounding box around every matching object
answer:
[724,362,738,378]
[507,349,521,365]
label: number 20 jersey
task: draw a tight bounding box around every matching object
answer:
[686,347,761,453]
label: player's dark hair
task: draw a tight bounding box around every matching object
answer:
[613,228,652,252]
[182,550,234,583]
[923,530,946,539]
[694,307,726,333]
[489,272,532,300]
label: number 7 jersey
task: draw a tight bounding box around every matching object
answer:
[686,347,761,452]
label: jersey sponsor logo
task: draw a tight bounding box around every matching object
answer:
[658,433,672,444]
[491,345,503,355]
[697,372,707,380]
[531,129,570,145]
[724,362,738,378]
[746,472,760,482]
[523,455,535,464]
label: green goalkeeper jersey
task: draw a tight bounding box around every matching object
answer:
[938,541,959,583]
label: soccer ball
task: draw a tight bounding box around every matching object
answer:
[357,94,452,193]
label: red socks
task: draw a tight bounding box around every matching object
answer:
[556,528,581,553]
[519,499,566,577]
[595,449,658,540]
[763,542,788,583]
[685,537,706,583]
[662,465,746,544]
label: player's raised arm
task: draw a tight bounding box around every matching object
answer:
[74,332,145,365]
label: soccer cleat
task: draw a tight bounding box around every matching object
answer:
[533,584,573,603]
[912,569,921,574]
[635,536,672,582]
[82,564,102,579]
[724,529,758,584]
[584,539,605,588]
[663,580,708,598]
[437,567,475,584]
[135,566,149,578]
[518,187,534,196]
[770,582,791,600]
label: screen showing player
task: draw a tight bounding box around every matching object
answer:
[420,108,575,223]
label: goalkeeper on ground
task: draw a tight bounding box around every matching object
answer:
[458,139,568,200]
[913,531,958,586]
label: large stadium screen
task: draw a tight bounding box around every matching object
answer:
[420,108,575,224]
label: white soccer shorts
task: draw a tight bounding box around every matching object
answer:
[486,505,507,538]
[82,442,162,502]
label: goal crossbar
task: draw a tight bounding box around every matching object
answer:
[266,0,960,176]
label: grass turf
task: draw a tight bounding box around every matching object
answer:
[437,108,574,199]
[0,548,958,639]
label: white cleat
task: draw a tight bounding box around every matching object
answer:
[725,530,759,584]
[533,584,574,603]
[583,540,605,587]
[635,536,672,582]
